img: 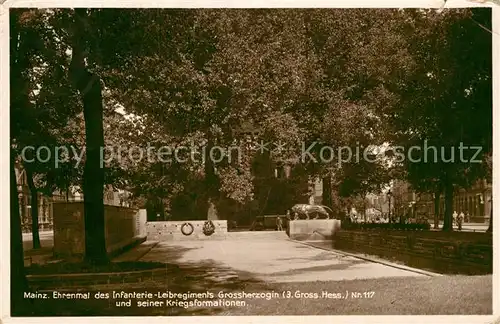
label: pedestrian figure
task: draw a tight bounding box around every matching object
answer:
[459,211,465,224]
[465,212,470,223]
[276,216,283,231]
[457,212,463,231]
[453,211,458,226]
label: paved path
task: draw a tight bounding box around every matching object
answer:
[433,222,489,232]
[139,232,426,283]
[447,223,489,232]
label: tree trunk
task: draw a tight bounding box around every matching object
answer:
[363,198,367,222]
[81,79,107,264]
[70,9,108,265]
[11,160,32,315]
[322,175,332,208]
[204,132,219,220]
[345,201,352,221]
[487,199,492,233]
[442,182,454,232]
[10,11,33,314]
[25,167,41,249]
[433,190,440,230]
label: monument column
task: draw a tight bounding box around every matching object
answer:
[207,198,219,220]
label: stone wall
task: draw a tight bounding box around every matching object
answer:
[332,229,492,275]
[147,220,228,241]
[105,206,147,253]
[53,202,86,257]
[53,202,147,260]
[287,219,341,241]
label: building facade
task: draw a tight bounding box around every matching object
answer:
[391,179,492,223]
[16,165,128,233]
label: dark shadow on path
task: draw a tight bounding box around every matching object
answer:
[268,260,368,277]
[21,242,272,316]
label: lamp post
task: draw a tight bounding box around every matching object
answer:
[487,197,492,233]
[387,190,392,222]
[410,201,416,221]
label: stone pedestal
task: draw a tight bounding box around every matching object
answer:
[52,202,147,260]
[147,220,228,241]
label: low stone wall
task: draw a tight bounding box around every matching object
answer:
[287,219,341,240]
[105,206,147,255]
[53,202,147,260]
[27,267,170,290]
[332,229,492,275]
[147,220,228,241]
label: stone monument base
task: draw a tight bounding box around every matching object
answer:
[147,220,228,241]
[52,202,147,261]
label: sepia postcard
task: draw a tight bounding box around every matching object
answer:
[0,1,498,323]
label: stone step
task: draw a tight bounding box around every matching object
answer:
[226,231,289,240]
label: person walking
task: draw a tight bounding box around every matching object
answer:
[276,216,283,231]
[457,212,463,231]
[459,211,465,224]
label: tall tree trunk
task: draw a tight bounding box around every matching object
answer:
[322,175,332,208]
[11,160,32,315]
[70,9,108,264]
[487,198,492,233]
[159,198,166,220]
[442,182,454,232]
[81,76,107,264]
[10,11,33,314]
[25,167,41,249]
[204,132,219,220]
[433,190,440,230]
[363,197,367,222]
[345,200,352,222]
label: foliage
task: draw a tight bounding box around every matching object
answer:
[11,9,82,195]
[343,222,431,231]
[11,8,492,226]
[386,9,492,188]
[383,9,492,231]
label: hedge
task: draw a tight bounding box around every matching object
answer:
[343,222,431,231]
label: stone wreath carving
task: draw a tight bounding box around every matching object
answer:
[202,220,216,236]
[180,222,194,236]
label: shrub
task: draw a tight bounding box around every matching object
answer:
[343,222,431,231]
